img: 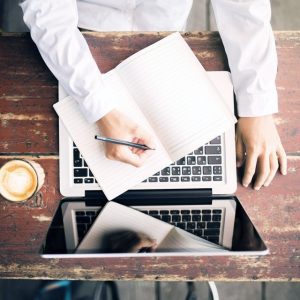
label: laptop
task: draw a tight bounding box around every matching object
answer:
[40,71,268,257]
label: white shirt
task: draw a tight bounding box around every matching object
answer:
[20,0,278,123]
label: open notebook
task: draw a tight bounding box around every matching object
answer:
[54,32,236,200]
[76,201,227,254]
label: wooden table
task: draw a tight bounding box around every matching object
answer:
[0,32,299,281]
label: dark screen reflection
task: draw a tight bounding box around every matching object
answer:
[42,196,266,255]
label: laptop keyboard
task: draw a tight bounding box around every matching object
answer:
[75,207,223,245]
[72,135,223,184]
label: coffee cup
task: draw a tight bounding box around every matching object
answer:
[0,159,45,202]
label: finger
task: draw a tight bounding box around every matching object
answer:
[235,134,245,167]
[119,149,150,167]
[264,152,279,187]
[243,150,258,187]
[277,144,287,175]
[254,154,270,190]
[135,129,156,150]
[130,137,140,154]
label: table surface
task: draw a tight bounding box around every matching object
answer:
[0,32,299,281]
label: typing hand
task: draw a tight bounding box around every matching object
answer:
[96,109,155,167]
[235,115,287,190]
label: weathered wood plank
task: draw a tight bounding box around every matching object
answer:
[0,32,299,154]
[0,156,299,281]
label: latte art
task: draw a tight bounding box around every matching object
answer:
[0,160,45,202]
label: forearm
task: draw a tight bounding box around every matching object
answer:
[20,0,115,123]
[211,0,278,117]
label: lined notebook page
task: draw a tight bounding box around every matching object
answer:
[54,71,172,200]
[116,32,236,160]
[158,227,226,253]
[76,202,173,253]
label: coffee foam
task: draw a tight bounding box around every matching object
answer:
[0,160,37,202]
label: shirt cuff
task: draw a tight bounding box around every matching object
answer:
[77,85,117,124]
[236,88,278,117]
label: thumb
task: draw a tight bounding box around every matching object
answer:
[236,133,245,168]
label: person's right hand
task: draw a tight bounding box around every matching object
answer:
[96,109,155,167]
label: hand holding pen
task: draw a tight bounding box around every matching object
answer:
[96,109,155,167]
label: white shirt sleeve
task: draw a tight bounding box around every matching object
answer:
[20,0,116,123]
[211,0,278,117]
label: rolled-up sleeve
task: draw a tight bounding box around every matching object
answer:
[20,0,116,123]
[211,0,278,117]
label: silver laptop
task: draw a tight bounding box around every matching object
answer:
[58,72,237,251]
[40,71,268,257]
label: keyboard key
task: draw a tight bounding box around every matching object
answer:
[74,178,83,184]
[204,229,220,236]
[89,170,94,177]
[192,176,201,182]
[192,215,201,221]
[182,215,191,222]
[83,161,88,167]
[213,166,222,174]
[170,177,179,182]
[171,210,180,214]
[205,146,221,154]
[213,176,223,181]
[181,176,190,182]
[208,156,222,165]
[75,211,85,216]
[74,159,82,167]
[84,178,94,184]
[197,222,206,229]
[152,215,161,220]
[77,224,87,239]
[197,156,206,165]
[181,210,190,214]
[73,148,80,160]
[161,167,170,176]
[187,156,196,165]
[187,222,196,230]
[159,177,169,182]
[192,210,201,214]
[203,166,212,175]
[149,210,159,215]
[160,210,169,215]
[177,222,186,229]
[176,157,186,165]
[194,147,203,155]
[213,209,222,214]
[202,176,212,181]
[192,166,201,175]
[207,222,221,229]
[212,215,222,221]
[73,142,77,147]
[207,237,219,243]
[202,215,211,221]
[74,168,88,177]
[172,167,180,175]
[187,229,194,234]
[194,229,203,237]
[76,216,90,224]
[210,136,221,144]
[149,177,158,182]
[86,211,96,216]
[142,179,148,183]
[182,167,191,175]
[202,210,211,214]
[172,215,181,222]
[162,215,171,222]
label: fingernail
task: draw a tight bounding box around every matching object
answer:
[254,186,260,191]
[243,182,248,188]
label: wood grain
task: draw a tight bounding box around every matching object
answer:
[0,32,299,281]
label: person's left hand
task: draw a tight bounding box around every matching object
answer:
[235,115,287,190]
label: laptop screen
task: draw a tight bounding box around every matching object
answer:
[40,192,267,257]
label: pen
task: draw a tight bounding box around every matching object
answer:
[94,135,155,151]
